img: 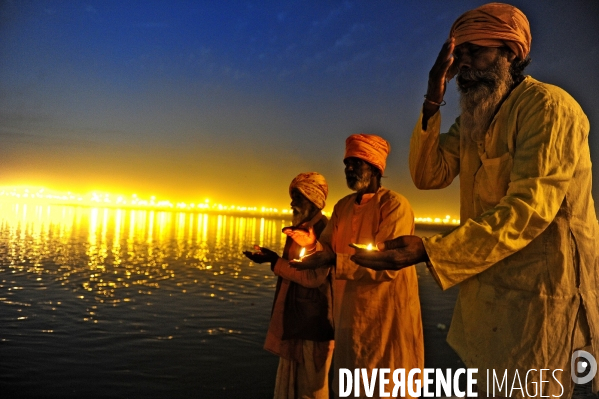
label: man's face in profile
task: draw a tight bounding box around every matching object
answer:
[290,188,314,225]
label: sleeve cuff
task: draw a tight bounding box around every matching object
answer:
[425,260,444,288]
[422,109,441,133]
[422,237,452,290]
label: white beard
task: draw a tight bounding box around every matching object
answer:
[459,56,514,142]
[346,174,371,192]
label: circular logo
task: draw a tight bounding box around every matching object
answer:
[571,350,597,385]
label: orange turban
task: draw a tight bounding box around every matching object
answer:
[289,172,328,210]
[450,3,531,60]
[344,134,390,174]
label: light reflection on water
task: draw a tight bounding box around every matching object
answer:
[0,203,465,399]
[0,203,287,398]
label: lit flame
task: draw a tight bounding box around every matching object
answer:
[367,243,373,251]
[299,248,306,258]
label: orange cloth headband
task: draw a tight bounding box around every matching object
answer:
[344,134,390,175]
[289,172,328,210]
[450,2,531,60]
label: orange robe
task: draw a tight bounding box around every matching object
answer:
[318,187,424,399]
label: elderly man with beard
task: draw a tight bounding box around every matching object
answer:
[352,3,598,398]
[243,172,334,399]
[290,134,424,399]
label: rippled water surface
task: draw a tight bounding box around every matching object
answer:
[0,203,292,398]
[0,202,473,398]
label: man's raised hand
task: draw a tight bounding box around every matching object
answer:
[423,38,456,128]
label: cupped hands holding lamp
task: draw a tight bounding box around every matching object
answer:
[350,235,428,272]
[285,225,335,269]
[352,3,599,398]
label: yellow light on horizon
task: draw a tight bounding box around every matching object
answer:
[0,185,454,224]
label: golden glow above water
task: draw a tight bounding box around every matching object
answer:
[0,186,459,225]
[0,201,288,322]
[0,186,290,216]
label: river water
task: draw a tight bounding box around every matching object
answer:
[0,203,594,398]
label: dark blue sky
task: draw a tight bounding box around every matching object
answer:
[1,0,598,217]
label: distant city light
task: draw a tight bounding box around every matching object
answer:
[0,186,292,216]
[414,215,460,225]
[0,186,458,225]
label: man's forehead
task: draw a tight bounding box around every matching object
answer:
[454,42,483,52]
[344,156,365,165]
[345,157,378,171]
[454,41,512,55]
[452,42,510,60]
[290,187,308,200]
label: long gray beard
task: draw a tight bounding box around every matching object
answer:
[459,57,514,142]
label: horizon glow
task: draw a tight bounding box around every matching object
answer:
[0,185,459,225]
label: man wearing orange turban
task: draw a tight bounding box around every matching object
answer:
[353,3,598,399]
[343,133,390,175]
[289,172,328,211]
[243,172,333,399]
[450,2,531,61]
[289,134,424,398]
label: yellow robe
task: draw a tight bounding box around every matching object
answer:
[410,76,599,397]
[318,187,424,399]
